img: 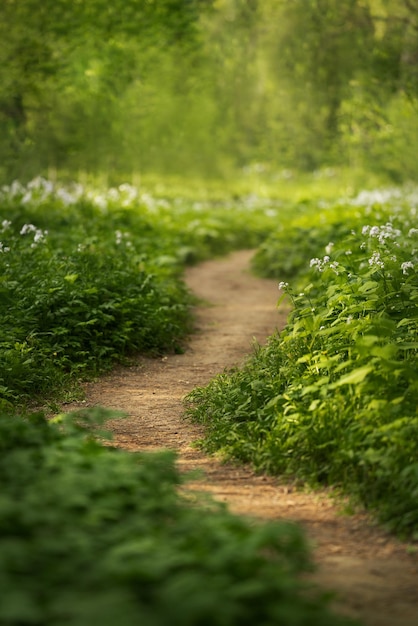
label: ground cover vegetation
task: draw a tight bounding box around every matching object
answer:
[185,188,418,538]
[0,181,372,626]
[2,0,418,620]
[0,408,357,626]
[0,176,284,410]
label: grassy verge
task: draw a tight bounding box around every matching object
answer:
[0,176,284,410]
[186,187,418,538]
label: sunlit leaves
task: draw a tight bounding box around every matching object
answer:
[186,187,418,536]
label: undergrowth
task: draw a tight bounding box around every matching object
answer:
[0,177,282,409]
[0,409,356,626]
[186,188,418,538]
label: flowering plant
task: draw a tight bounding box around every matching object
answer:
[187,188,418,537]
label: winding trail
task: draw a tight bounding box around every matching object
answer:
[69,250,418,626]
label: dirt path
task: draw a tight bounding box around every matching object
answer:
[68,250,418,626]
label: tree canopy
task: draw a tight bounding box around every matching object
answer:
[1,0,418,182]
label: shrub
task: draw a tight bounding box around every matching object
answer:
[0,410,355,626]
[186,188,418,537]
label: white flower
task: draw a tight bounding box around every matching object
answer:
[377,222,401,244]
[56,188,78,206]
[278,281,289,290]
[401,261,414,275]
[408,228,418,237]
[1,219,11,232]
[325,242,334,254]
[310,256,330,272]
[0,241,10,253]
[20,223,37,235]
[33,229,46,243]
[369,252,384,269]
[20,223,47,246]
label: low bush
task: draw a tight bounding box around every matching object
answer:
[0,177,282,407]
[0,410,355,626]
[186,188,418,537]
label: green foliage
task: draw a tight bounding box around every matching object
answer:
[0,176,281,406]
[1,0,418,182]
[186,187,418,537]
[0,409,355,626]
[252,200,362,280]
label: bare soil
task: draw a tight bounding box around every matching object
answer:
[65,250,418,626]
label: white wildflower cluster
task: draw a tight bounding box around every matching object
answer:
[362,222,401,245]
[88,185,140,210]
[310,255,340,274]
[20,223,48,247]
[55,186,83,206]
[119,183,139,207]
[349,188,402,207]
[310,256,329,272]
[0,220,12,252]
[0,177,146,211]
[401,261,414,275]
[278,281,289,291]
[89,193,108,211]
[0,177,83,207]
[21,177,54,206]
[115,230,133,248]
[368,251,385,269]
[408,228,418,237]
[0,180,26,198]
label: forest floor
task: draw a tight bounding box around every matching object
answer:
[65,250,418,626]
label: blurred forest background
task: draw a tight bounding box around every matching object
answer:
[1,0,418,185]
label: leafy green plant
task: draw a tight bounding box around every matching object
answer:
[186,188,418,537]
[0,177,282,407]
[0,409,356,626]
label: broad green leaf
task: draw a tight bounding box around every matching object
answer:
[358,281,379,294]
[330,365,373,388]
